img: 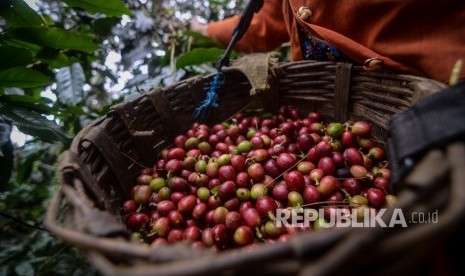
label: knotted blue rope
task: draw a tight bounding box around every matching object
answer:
[194,71,224,122]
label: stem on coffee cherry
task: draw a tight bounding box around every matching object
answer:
[255,227,265,242]
[121,152,150,169]
[340,188,352,201]
[297,201,349,209]
[136,204,144,213]
[265,151,311,187]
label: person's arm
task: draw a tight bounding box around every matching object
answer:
[205,0,289,53]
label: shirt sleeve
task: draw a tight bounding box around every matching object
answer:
[205,0,289,53]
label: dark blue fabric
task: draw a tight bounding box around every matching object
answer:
[297,23,349,62]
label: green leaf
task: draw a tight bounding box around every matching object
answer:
[59,105,87,117]
[0,46,34,71]
[7,27,99,53]
[0,105,71,145]
[0,95,52,114]
[2,39,42,55]
[208,0,220,5]
[15,151,39,183]
[93,17,120,35]
[14,261,34,276]
[56,63,86,105]
[0,0,45,28]
[176,48,225,69]
[36,48,73,69]
[0,119,12,155]
[0,118,13,185]
[61,0,132,17]
[0,67,51,88]
[183,30,221,48]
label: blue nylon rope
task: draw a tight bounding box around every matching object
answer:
[194,71,224,122]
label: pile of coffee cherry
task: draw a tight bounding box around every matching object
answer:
[121,106,394,251]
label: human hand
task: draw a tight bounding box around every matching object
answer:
[190,16,208,36]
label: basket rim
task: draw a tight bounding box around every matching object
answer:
[46,58,456,275]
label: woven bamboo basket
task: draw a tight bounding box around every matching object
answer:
[45,59,465,276]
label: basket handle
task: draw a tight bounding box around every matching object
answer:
[57,150,108,208]
[48,150,127,236]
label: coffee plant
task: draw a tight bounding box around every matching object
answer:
[0,0,250,274]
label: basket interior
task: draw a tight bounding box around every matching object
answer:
[70,61,442,218]
[44,60,462,276]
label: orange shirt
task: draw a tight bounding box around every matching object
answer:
[206,0,465,83]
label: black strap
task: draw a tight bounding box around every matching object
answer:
[216,0,264,70]
[388,81,465,188]
[195,1,263,123]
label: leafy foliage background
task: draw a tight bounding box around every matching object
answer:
[0,0,250,274]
